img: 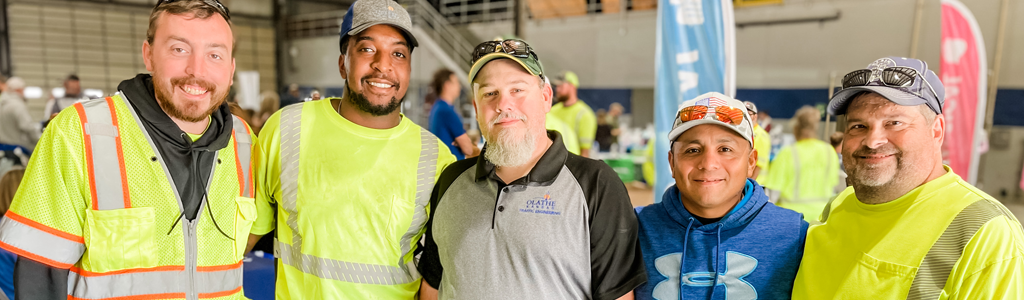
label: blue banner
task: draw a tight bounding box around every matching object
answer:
[654,0,735,202]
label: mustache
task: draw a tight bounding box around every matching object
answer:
[851,144,900,158]
[171,76,216,93]
[490,111,527,125]
[361,73,400,89]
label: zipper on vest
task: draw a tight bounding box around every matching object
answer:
[185,219,199,300]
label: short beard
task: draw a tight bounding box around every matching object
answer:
[845,144,915,202]
[154,76,225,122]
[483,111,534,167]
[556,95,569,104]
[346,86,403,116]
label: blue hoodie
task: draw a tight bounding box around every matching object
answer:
[635,180,808,300]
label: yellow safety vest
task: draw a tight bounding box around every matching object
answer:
[0,94,255,299]
[266,102,446,298]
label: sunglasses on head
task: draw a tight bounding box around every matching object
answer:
[155,0,231,21]
[841,66,940,103]
[677,105,745,126]
[472,39,538,65]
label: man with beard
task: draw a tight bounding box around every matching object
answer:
[0,1,257,299]
[246,0,455,298]
[793,57,1024,299]
[550,70,597,157]
[417,39,646,300]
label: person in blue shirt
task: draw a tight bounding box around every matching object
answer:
[428,68,479,160]
[635,92,808,300]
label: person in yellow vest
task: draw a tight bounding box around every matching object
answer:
[793,57,1024,298]
[0,1,256,299]
[743,101,771,185]
[244,0,456,298]
[546,112,580,155]
[550,71,597,157]
[764,106,838,222]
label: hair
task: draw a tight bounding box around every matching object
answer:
[920,104,938,124]
[830,132,844,148]
[426,68,455,104]
[147,0,233,51]
[791,106,821,140]
[66,74,80,82]
[0,169,25,216]
[258,90,280,116]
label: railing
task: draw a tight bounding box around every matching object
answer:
[437,0,658,25]
[283,1,475,72]
[400,0,476,72]
[284,10,346,40]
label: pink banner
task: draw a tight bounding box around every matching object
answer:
[940,0,986,184]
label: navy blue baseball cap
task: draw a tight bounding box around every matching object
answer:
[339,0,418,52]
[828,57,945,115]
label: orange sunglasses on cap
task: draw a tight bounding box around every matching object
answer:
[677,105,745,126]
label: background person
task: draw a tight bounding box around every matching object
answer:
[743,101,771,184]
[43,74,88,120]
[764,106,839,222]
[428,68,479,159]
[550,70,597,157]
[0,77,41,152]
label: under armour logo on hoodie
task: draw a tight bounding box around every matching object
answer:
[652,251,758,300]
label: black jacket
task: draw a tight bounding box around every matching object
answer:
[14,74,235,300]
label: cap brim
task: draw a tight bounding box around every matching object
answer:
[346,22,419,48]
[467,53,540,83]
[828,86,929,115]
[667,119,753,146]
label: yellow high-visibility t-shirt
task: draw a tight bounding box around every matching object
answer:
[794,167,1024,299]
[546,113,580,155]
[549,100,597,150]
[252,98,456,299]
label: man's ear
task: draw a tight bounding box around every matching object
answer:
[667,147,676,177]
[748,146,758,178]
[142,41,154,72]
[542,83,553,113]
[933,114,945,146]
[338,54,348,80]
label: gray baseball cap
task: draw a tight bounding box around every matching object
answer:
[339,0,418,52]
[828,57,945,116]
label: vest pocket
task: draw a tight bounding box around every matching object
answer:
[235,196,257,258]
[82,207,158,272]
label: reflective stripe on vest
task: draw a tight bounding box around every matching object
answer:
[75,97,131,210]
[67,263,242,300]
[906,200,1011,299]
[273,104,437,285]
[231,116,254,198]
[72,94,250,299]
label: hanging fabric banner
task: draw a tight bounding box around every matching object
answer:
[940,0,987,184]
[653,0,735,202]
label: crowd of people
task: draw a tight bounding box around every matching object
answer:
[0,0,1019,299]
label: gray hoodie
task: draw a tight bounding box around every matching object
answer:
[0,91,41,151]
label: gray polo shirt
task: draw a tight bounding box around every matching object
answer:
[418,131,646,300]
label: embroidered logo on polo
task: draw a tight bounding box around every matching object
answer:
[651,251,758,300]
[518,192,561,216]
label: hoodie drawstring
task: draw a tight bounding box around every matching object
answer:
[679,218,694,300]
[708,224,723,300]
[166,133,234,241]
